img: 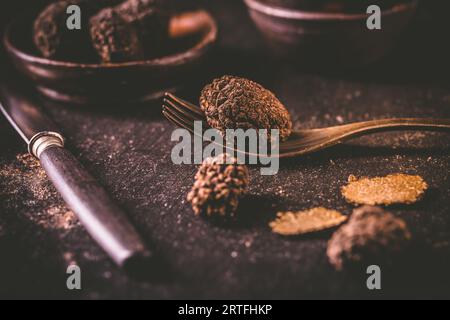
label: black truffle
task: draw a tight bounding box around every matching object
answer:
[114,0,169,57]
[89,7,144,63]
[33,0,117,60]
[200,76,293,141]
[34,0,83,59]
[187,154,249,218]
[327,206,412,270]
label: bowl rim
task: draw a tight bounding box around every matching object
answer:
[244,0,419,21]
[4,9,218,69]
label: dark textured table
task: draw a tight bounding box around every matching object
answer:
[0,0,449,299]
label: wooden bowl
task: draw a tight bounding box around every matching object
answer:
[244,0,418,67]
[4,10,217,104]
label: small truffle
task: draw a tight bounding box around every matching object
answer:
[89,7,144,63]
[327,206,412,270]
[115,0,169,57]
[341,174,428,206]
[187,154,249,218]
[33,0,90,59]
[270,207,347,236]
[200,76,293,141]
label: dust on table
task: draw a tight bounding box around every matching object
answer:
[0,153,78,230]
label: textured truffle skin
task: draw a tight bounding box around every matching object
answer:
[89,7,144,63]
[115,0,169,56]
[327,206,412,270]
[187,154,249,218]
[200,76,293,141]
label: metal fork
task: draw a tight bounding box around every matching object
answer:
[162,93,450,158]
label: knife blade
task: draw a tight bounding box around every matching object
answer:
[0,83,152,270]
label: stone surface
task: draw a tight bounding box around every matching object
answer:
[0,0,450,299]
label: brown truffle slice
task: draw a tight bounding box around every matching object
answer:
[327,206,412,270]
[89,7,144,63]
[200,76,293,141]
[341,174,428,206]
[187,153,249,218]
[270,207,348,236]
[115,0,169,57]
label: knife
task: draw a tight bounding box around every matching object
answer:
[0,83,151,270]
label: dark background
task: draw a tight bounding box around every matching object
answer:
[0,0,449,299]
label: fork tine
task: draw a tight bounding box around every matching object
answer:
[162,100,200,130]
[164,92,204,117]
[163,102,209,134]
[162,108,195,133]
[163,106,209,142]
[163,97,201,123]
[162,104,194,128]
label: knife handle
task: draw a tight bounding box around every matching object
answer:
[39,145,151,268]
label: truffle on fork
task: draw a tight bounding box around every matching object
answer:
[162,90,450,158]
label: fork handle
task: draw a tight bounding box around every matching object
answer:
[329,118,450,140]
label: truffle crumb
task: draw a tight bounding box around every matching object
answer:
[327,206,412,270]
[341,173,428,206]
[89,7,144,62]
[47,207,78,230]
[200,76,293,141]
[187,153,249,218]
[269,207,348,236]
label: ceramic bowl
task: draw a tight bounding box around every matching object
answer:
[244,0,418,67]
[4,10,218,104]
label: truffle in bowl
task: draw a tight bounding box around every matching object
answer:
[244,0,418,67]
[4,4,217,104]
